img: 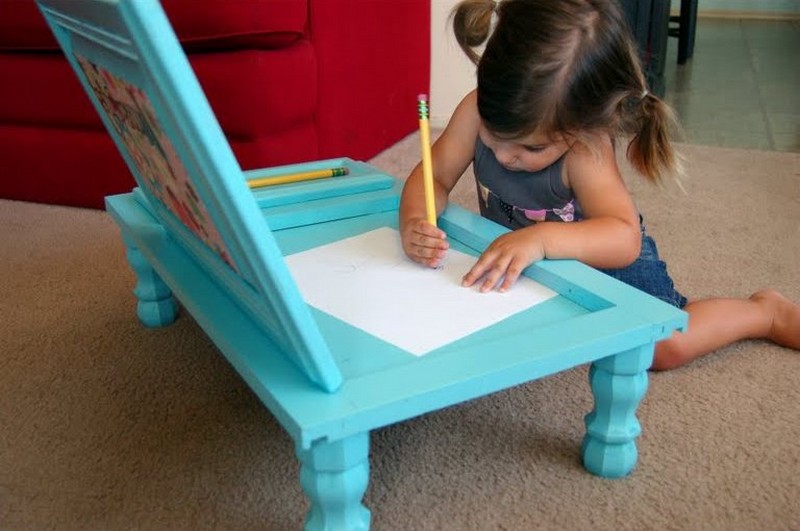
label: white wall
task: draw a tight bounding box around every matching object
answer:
[429,0,476,128]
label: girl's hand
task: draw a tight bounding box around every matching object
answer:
[401,217,449,268]
[461,228,545,292]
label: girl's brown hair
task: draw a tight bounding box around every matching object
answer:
[452,0,681,183]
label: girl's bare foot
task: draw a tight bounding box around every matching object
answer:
[750,289,800,350]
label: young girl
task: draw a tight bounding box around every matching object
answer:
[399,0,800,370]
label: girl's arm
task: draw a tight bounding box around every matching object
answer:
[559,137,642,264]
[400,90,481,267]
[462,136,641,292]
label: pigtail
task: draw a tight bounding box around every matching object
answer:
[625,91,684,185]
[451,0,497,65]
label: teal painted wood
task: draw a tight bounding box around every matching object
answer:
[296,433,371,531]
[36,0,342,393]
[41,1,690,528]
[260,183,401,231]
[122,232,177,327]
[582,344,655,477]
[108,191,685,452]
[248,158,394,208]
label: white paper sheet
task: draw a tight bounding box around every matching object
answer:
[285,227,557,355]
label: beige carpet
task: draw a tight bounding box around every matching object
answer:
[1,136,798,530]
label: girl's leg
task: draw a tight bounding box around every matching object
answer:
[652,289,800,371]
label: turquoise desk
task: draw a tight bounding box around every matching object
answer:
[38,1,688,529]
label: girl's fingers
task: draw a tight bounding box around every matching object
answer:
[462,252,501,289]
[479,268,504,292]
[462,252,523,292]
[417,232,446,250]
[460,262,484,287]
[402,219,448,268]
[418,224,447,244]
[497,259,525,292]
[496,271,518,292]
[417,244,446,261]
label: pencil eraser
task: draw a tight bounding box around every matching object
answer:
[417,93,429,102]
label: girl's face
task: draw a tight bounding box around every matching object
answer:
[479,125,570,173]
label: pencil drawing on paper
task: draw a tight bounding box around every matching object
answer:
[285,227,557,355]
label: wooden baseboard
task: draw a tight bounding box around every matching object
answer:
[671,10,800,20]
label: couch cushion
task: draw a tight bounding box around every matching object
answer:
[0,125,131,209]
[0,0,56,50]
[192,43,317,138]
[0,0,308,51]
[310,0,431,161]
[167,0,309,51]
[0,54,102,128]
[0,120,322,209]
[0,42,318,139]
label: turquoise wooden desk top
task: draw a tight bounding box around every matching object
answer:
[107,190,685,450]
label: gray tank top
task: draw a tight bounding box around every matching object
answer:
[473,137,582,229]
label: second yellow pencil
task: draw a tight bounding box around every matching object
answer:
[417,94,437,227]
[247,167,349,189]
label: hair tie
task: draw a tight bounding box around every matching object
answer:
[640,89,649,100]
[490,1,500,29]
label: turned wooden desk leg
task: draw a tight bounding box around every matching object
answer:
[582,343,654,478]
[296,432,371,531]
[122,234,177,327]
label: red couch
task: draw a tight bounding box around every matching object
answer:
[0,0,430,208]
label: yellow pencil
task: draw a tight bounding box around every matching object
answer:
[417,94,437,227]
[247,166,349,189]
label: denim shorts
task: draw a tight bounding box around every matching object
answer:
[598,220,687,309]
